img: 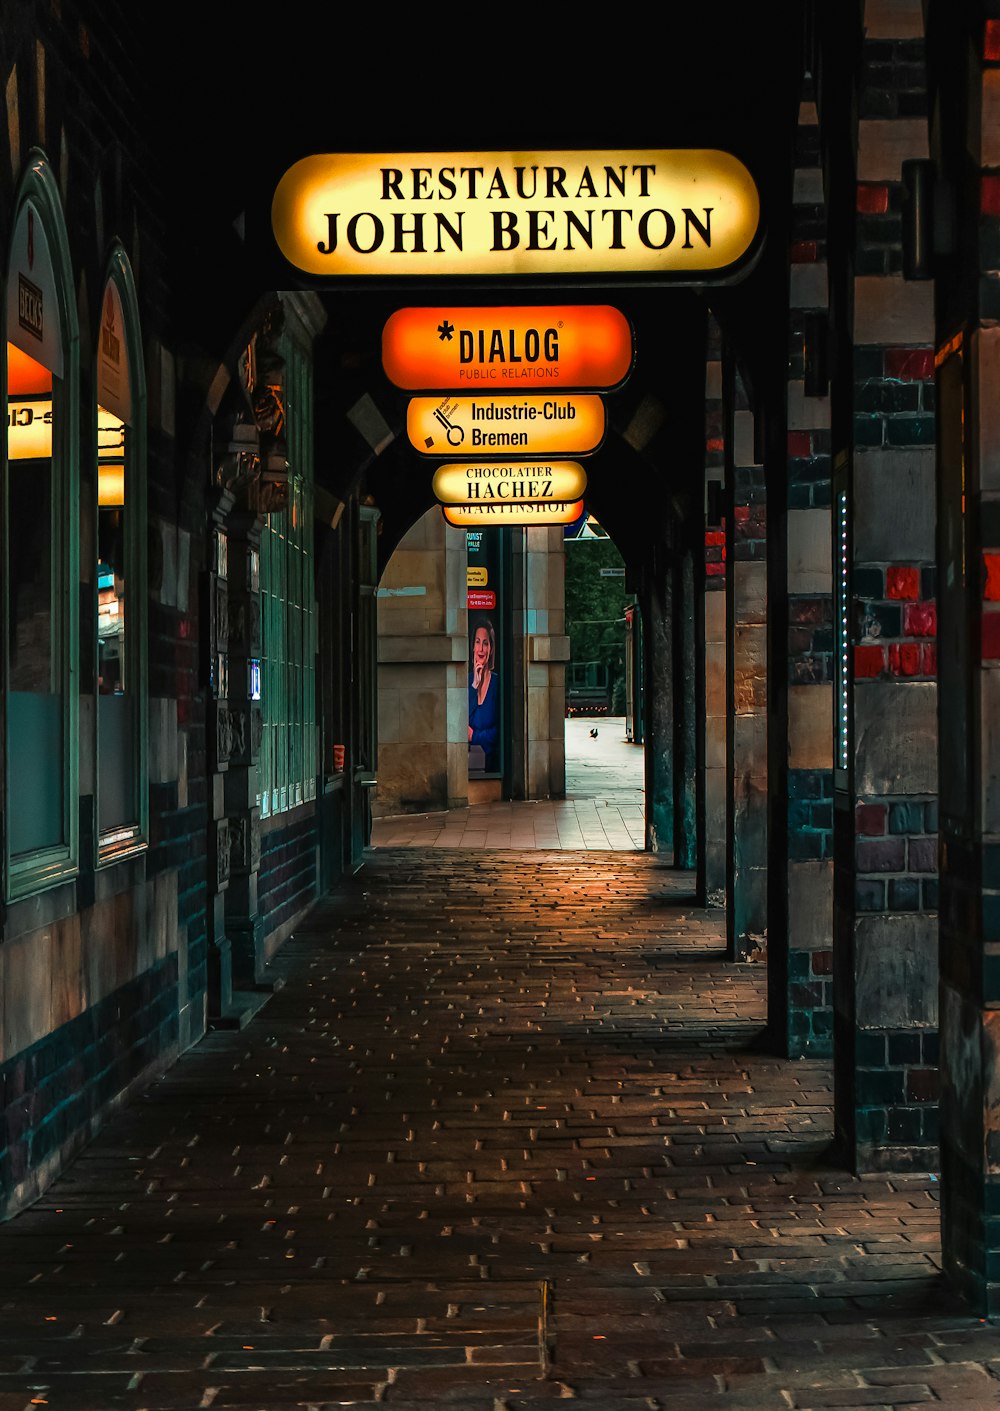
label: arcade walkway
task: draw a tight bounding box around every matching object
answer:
[0,851,997,1409]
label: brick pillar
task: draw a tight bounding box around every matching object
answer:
[644,546,674,857]
[937,10,1000,1316]
[832,0,938,1170]
[703,319,727,904]
[783,74,835,1057]
[673,544,698,870]
[727,366,768,958]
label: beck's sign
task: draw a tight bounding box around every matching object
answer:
[382,306,633,391]
[407,394,605,458]
[272,150,760,279]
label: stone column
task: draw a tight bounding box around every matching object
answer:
[524,526,569,800]
[727,368,768,959]
[644,547,674,856]
[832,0,938,1170]
[673,543,698,870]
[937,8,1000,1316]
[782,73,835,1057]
[374,508,468,816]
[703,319,727,904]
[506,526,570,802]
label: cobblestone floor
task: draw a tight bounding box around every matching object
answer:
[1,851,998,1410]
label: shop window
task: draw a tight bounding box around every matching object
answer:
[258,328,317,819]
[96,250,147,858]
[4,159,79,897]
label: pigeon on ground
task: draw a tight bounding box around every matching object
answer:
[590,728,599,738]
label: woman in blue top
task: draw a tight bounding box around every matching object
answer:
[468,618,499,772]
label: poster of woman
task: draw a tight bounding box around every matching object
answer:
[468,616,499,774]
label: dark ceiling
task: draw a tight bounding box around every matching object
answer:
[138,6,804,569]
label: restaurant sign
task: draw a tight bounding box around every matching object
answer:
[272,150,760,279]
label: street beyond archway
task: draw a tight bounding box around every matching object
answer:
[371,716,645,850]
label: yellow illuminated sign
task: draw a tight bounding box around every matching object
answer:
[434,460,587,505]
[98,464,125,507]
[272,150,760,278]
[383,306,633,391]
[7,397,52,459]
[467,566,488,586]
[408,394,604,458]
[8,401,126,464]
[443,499,584,527]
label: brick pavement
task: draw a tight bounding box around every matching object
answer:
[0,850,998,1409]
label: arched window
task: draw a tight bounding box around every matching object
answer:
[4,153,79,897]
[95,247,147,858]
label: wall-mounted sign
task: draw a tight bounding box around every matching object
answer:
[408,394,604,457]
[383,305,633,391]
[7,400,122,461]
[468,589,496,610]
[443,499,584,527]
[7,199,62,374]
[97,279,132,425]
[6,396,52,459]
[433,460,587,505]
[272,150,760,279]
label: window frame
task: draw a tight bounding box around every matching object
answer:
[3,152,80,901]
[257,307,317,821]
[95,242,148,865]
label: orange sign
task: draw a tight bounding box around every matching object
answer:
[383,306,633,391]
[443,499,585,527]
[433,460,587,505]
[408,394,604,458]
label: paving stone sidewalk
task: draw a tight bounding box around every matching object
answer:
[0,850,997,1410]
[371,717,645,851]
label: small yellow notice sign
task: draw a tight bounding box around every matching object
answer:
[443,499,584,527]
[408,394,604,458]
[435,461,587,505]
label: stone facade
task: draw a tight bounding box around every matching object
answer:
[375,516,569,814]
[375,508,469,816]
